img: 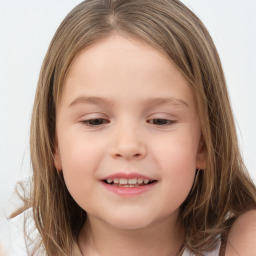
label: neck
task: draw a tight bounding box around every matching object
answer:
[78,213,184,256]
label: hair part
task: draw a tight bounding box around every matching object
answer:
[13,0,256,255]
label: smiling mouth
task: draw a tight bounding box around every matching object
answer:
[103,178,157,187]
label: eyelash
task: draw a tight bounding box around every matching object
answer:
[80,118,176,127]
[81,119,110,126]
[147,119,175,126]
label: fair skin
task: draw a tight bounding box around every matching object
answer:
[54,34,256,255]
[54,34,206,256]
[0,243,8,256]
[225,210,256,256]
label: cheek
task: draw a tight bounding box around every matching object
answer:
[163,148,196,197]
[152,133,198,200]
[160,145,197,175]
[59,129,105,169]
[153,131,199,171]
[159,148,196,211]
[58,132,104,198]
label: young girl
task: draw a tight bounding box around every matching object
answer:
[11,0,256,255]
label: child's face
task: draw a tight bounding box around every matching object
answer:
[54,35,206,230]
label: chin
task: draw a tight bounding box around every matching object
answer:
[111,219,152,230]
[102,211,154,230]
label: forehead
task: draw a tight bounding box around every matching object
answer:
[66,34,185,84]
[61,34,195,110]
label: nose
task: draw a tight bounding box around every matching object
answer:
[110,126,147,160]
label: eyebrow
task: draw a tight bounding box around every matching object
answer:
[69,96,189,108]
[145,97,189,108]
[69,96,115,107]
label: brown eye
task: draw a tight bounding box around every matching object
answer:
[81,119,109,126]
[148,119,174,125]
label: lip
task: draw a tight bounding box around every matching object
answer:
[101,181,157,197]
[101,172,154,180]
[101,172,157,197]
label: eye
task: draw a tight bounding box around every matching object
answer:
[147,119,175,126]
[81,118,110,127]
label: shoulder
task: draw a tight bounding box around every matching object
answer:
[225,210,256,256]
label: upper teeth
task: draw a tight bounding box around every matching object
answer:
[106,178,150,185]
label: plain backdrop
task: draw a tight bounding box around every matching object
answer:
[1,0,256,249]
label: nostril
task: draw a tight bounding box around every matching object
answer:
[113,153,142,159]
[110,143,147,159]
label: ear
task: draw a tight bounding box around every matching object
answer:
[196,137,207,170]
[54,146,62,171]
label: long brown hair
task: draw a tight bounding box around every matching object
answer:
[12,0,256,255]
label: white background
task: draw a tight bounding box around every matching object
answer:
[1,0,256,250]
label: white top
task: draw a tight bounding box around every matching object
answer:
[182,244,220,256]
